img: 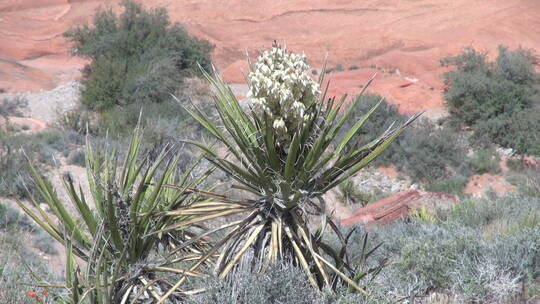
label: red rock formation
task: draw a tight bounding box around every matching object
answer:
[522,157,540,169]
[1,0,540,116]
[341,189,458,227]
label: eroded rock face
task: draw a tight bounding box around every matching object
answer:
[2,0,540,116]
[341,189,458,227]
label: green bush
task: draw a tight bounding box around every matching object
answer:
[425,174,468,196]
[467,148,501,174]
[95,98,213,170]
[0,96,27,120]
[393,120,469,182]
[0,230,58,304]
[65,0,213,111]
[442,46,540,155]
[340,94,405,152]
[0,202,35,231]
[0,129,83,199]
[501,109,540,156]
[325,63,345,73]
[363,197,540,302]
[98,98,209,138]
[338,180,374,206]
[56,108,96,135]
[343,95,468,183]
[32,230,58,255]
[495,46,537,84]
[448,195,540,234]
[189,262,324,304]
[66,148,85,166]
[188,259,390,304]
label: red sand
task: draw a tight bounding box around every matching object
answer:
[6,116,48,132]
[464,174,517,198]
[1,0,540,115]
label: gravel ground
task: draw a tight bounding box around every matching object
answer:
[0,81,81,124]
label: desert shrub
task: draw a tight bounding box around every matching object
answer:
[500,109,540,156]
[506,158,526,172]
[358,193,540,302]
[98,97,210,139]
[325,63,345,73]
[449,195,540,235]
[343,95,468,183]
[0,230,58,304]
[188,259,390,304]
[56,109,96,135]
[442,46,540,155]
[340,94,405,152]
[521,169,540,198]
[66,148,85,166]
[0,129,84,198]
[506,163,540,198]
[393,120,469,182]
[467,148,501,174]
[365,224,539,302]
[0,96,27,120]
[399,225,483,290]
[32,230,58,255]
[0,202,35,231]
[425,174,468,196]
[495,46,537,84]
[188,261,324,304]
[96,98,213,170]
[0,131,52,199]
[65,0,213,111]
[323,290,393,304]
[338,180,374,206]
[446,232,536,303]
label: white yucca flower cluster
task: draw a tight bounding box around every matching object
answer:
[246,46,320,144]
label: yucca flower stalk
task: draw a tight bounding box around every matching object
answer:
[16,129,213,303]
[166,44,419,293]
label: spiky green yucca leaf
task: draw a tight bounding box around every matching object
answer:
[16,129,213,303]
[168,46,420,294]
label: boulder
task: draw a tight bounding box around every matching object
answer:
[341,189,458,227]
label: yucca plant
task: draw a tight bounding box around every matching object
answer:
[162,45,420,293]
[16,129,213,303]
[409,206,439,223]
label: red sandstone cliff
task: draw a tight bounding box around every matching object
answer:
[1,0,539,114]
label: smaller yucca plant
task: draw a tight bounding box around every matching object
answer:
[409,206,438,223]
[163,44,420,294]
[16,129,212,303]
